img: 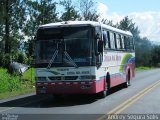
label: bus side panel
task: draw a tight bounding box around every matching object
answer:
[110,73,126,88]
[103,52,135,88]
[95,78,106,93]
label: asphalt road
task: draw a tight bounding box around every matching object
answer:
[0,69,160,120]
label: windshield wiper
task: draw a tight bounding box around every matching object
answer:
[47,39,78,69]
[63,49,78,68]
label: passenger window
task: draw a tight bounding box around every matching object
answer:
[129,37,134,50]
[107,31,111,48]
[103,30,110,49]
[116,34,121,49]
[121,35,125,49]
[114,33,117,49]
[124,36,127,50]
[110,32,115,49]
[103,30,107,48]
[124,36,130,51]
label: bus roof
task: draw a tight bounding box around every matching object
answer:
[39,21,132,36]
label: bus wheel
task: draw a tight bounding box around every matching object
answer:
[98,87,107,98]
[124,70,131,88]
[98,74,110,98]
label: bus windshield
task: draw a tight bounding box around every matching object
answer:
[36,26,92,67]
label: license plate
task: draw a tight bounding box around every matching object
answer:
[39,89,46,93]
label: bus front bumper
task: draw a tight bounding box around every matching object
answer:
[36,80,105,94]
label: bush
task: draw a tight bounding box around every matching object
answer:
[0,68,21,93]
[0,53,12,68]
[0,67,35,94]
[17,53,28,64]
[0,53,5,67]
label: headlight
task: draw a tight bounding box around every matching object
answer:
[79,75,96,80]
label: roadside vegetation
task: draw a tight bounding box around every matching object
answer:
[136,66,153,71]
[0,68,35,100]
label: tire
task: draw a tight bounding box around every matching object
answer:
[98,85,108,98]
[124,70,131,88]
[124,79,130,88]
[98,73,110,98]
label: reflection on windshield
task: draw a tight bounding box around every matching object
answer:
[36,26,92,67]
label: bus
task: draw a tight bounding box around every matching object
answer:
[35,21,135,98]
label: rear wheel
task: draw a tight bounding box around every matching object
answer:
[124,70,131,88]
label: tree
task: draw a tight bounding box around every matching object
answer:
[101,19,119,28]
[37,0,58,24]
[135,37,152,66]
[0,5,4,53]
[1,0,26,54]
[77,0,99,21]
[118,16,140,36]
[118,16,152,67]
[0,0,5,41]
[24,0,58,38]
[60,0,80,21]
[151,45,160,66]
[23,0,58,56]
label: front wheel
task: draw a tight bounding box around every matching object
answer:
[98,83,109,98]
[98,90,106,98]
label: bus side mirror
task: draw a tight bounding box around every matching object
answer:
[98,40,103,53]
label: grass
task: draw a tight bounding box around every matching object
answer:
[0,87,35,100]
[136,66,153,71]
[21,67,35,84]
[0,67,35,100]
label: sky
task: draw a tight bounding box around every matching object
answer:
[95,0,160,41]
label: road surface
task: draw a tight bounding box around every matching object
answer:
[0,69,160,120]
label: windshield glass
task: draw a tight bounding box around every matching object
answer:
[36,26,92,67]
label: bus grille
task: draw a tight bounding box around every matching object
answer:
[49,76,78,81]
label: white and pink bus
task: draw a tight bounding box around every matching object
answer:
[35,21,135,98]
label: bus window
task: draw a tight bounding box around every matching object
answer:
[95,26,102,52]
[129,37,134,50]
[114,33,117,49]
[124,36,130,51]
[124,36,127,50]
[116,34,121,49]
[121,35,125,49]
[103,30,110,49]
[110,32,115,49]
[107,31,111,48]
[119,34,122,49]
[103,30,107,48]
